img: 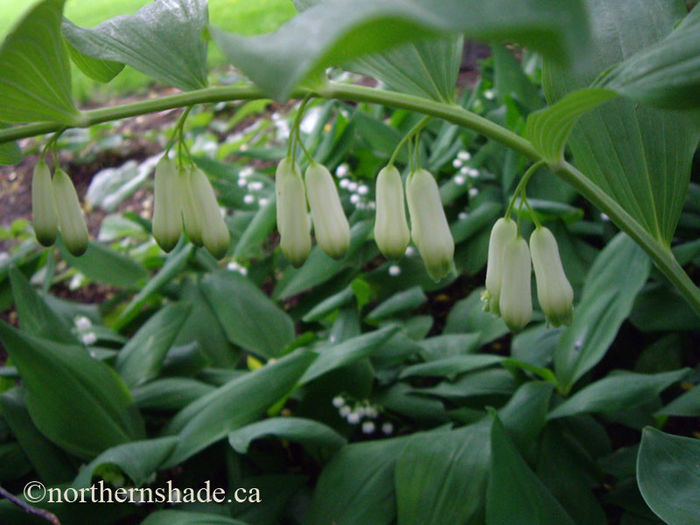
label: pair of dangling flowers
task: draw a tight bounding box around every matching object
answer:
[483,163,574,331]
[32,150,89,257]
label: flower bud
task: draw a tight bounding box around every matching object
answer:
[374,165,410,259]
[189,166,230,259]
[530,227,574,327]
[305,162,350,259]
[275,157,311,267]
[499,236,532,331]
[31,161,58,247]
[484,217,517,315]
[180,166,203,247]
[405,168,454,282]
[52,168,88,256]
[152,156,182,252]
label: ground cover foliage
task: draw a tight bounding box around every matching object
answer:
[0,1,699,524]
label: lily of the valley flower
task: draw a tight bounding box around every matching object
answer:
[484,217,517,315]
[374,165,410,259]
[530,226,574,326]
[52,168,89,256]
[499,236,532,331]
[305,162,350,259]
[31,161,58,247]
[406,168,454,282]
[189,166,231,259]
[152,156,182,252]
[275,157,311,267]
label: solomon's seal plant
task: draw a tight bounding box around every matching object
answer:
[152,155,182,253]
[530,225,574,327]
[498,235,533,331]
[52,167,89,256]
[275,157,312,267]
[373,164,410,260]
[483,217,517,315]
[31,160,58,247]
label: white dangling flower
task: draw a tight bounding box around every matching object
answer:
[52,168,88,256]
[275,158,312,267]
[405,169,454,282]
[499,236,532,331]
[189,166,231,259]
[31,161,58,247]
[483,218,517,315]
[530,227,574,327]
[374,165,410,259]
[305,163,350,259]
[152,156,182,252]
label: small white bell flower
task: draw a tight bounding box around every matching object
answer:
[405,169,455,282]
[305,162,350,259]
[499,236,532,331]
[374,165,410,259]
[484,217,517,315]
[530,227,574,327]
[275,158,312,267]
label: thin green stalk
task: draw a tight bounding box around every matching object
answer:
[388,114,430,167]
[505,160,545,219]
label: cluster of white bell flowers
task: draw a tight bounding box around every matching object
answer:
[31,160,89,256]
[483,217,574,331]
[152,156,231,259]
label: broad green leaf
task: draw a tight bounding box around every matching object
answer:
[487,414,576,525]
[58,239,148,288]
[233,195,276,258]
[366,286,427,322]
[132,377,215,411]
[0,321,145,459]
[0,442,31,482]
[525,88,618,163]
[273,220,373,300]
[444,288,508,344]
[555,234,650,393]
[299,325,398,384]
[598,6,700,110]
[0,123,21,165]
[417,333,481,361]
[176,278,237,367]
[656,387,700,417]
[200,270,295,359]
[542,0,699,244]
[537,424,607,525]
[395,422,490,525]
[113,242,193,331]
[0,0,78,123]
[64,37,124,83]
[211,0,590,100]
[0,388,76,484]
[73,436,177,488]
[9,266,77,344]
[349,35,463,102]
[399,354,503,379]
[498,382,554,462]
[306,436,411,525]
[228,417,346,457]
[115,303,192,388]
[294,0,463,102]
[62,0,208,91]
[142,510,249,525]
[493,43,543,111]
[450,201,501,244]
[413,368,517,401]
[548,369,689,420]
[162,349,315,466]
[637,427,700,525]
[302,285,354,322]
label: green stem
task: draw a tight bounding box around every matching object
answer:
[505,160,544,219]
[388,114,430,167]
[0,81,697,316]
